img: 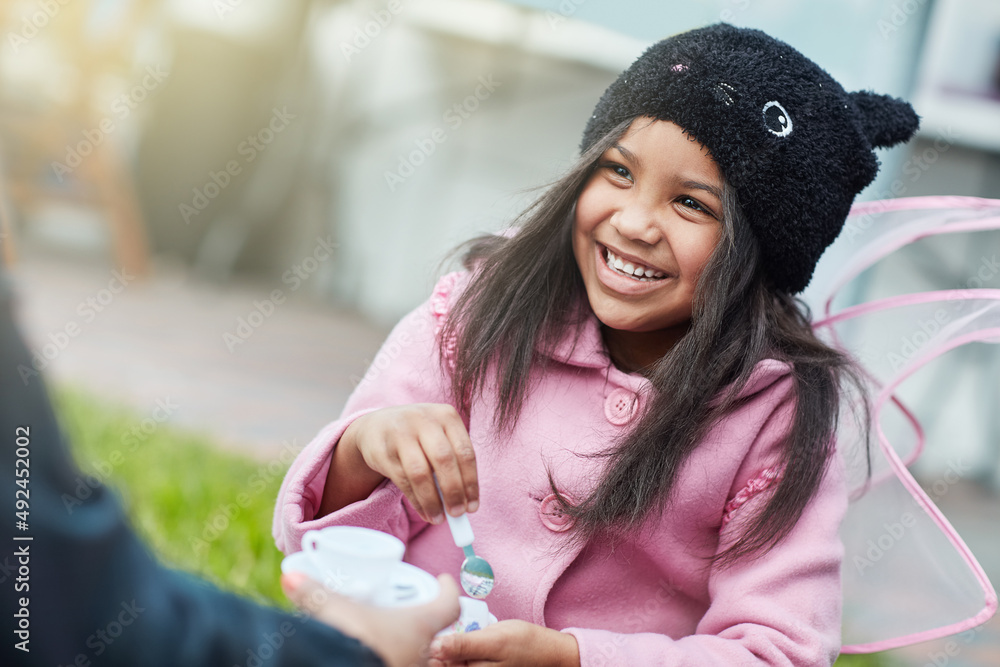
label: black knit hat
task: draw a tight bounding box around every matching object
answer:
[581,23,919,293]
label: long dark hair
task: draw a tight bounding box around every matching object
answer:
[440,117,868,566]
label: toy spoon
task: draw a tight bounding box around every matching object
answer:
[434,478,495,598]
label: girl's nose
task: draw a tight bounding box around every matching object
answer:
[609,205,662,245]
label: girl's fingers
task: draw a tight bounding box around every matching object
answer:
[395,441,444,524]
[429,626,505,663]
[365,404,477,523]
[418,423,467,518]
[440,416,478,513]
[383,436,431,522]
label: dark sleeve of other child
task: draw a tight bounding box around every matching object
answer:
[0,274,384,667]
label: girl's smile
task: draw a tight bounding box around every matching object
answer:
[573,117,724,365]
[595,242,670,296]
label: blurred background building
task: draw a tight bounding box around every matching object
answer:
[1,0,999,504]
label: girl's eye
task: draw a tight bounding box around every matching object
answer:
[601,162,633,182]
[678,196,713,217]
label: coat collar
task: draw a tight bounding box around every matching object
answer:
[541,302,792,398]
[544,306,610,370]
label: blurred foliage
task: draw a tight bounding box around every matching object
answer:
[52,385,291,609]
[51,384,893,663]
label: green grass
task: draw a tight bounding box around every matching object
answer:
[51,385,891,664]
[53,385,292,609]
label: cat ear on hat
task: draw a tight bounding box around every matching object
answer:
[849,90,920,148]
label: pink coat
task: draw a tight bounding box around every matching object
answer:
[273,271,848,666]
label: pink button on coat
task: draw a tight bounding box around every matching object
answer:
[273,271,848,666]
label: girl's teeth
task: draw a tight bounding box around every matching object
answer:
[604,246,667,281]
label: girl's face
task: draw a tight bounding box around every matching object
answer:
[572,117,724,340]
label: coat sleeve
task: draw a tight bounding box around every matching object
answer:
[272,272,468,554]
[562,402,848,666]
[0,278,383,667]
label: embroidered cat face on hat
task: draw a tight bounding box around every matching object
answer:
[581,23,919,293]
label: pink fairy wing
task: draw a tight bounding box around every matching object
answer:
[811,196,1000,653]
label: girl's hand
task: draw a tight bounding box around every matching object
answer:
[427,620,580,667]
[347,403,478,524]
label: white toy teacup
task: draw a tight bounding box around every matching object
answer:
[296,526,405,604]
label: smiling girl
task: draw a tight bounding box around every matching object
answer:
[274,24,919,666]
[573,118,724,369]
